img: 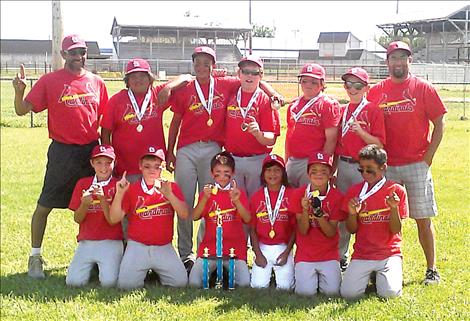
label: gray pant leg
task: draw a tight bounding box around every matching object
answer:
[117,240,151,289]
[287,158,309,188]
[96,240,124,287]
[151,243,188,288]
[66,241,95,287]
[294,262,318,296]
[376,256,403,298]
[340,259,375,299]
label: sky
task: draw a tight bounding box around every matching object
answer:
[1,1,468,50]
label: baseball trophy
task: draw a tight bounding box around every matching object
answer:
[202,247,210,289]
[215,208,223,289]
[228,248,235,290]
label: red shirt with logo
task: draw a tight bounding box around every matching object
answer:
[335,101,386,160]
[25,68,108,145]
[224,89,280,156]
[69,176,122,242]
[367,75,447,165]
[289,185,346,263]
[341,180,408,260]
[169,77,240,149]
[196,189,250,261]
[122,181,185,246]
[101,84,167,176]
[286,95,341,159]
[249,186,296,245]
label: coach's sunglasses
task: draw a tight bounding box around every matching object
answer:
[344,81,366,90]
[357,167,376,175]
[241,69,262,76]
[65,48,87,56]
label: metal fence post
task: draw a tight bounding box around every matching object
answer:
[30,79,34,128]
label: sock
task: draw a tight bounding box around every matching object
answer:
[31,247,41,256]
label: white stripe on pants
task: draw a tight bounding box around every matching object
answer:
[66,240,123,287]
[175,141,222,260]
[188,257,251,288]
[286,157,309,188]
[250,243,294,290]
[117,240,188,289]
[294,260,341,296]
[340,256,403,299]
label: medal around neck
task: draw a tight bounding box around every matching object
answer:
[136,124,143,132]
[240,122,248,131]
[207,118,213,127]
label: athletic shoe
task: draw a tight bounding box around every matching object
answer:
[28,255,45,279]
[183,258,195,275]
[424,269,440,285]
[340,259,349,272]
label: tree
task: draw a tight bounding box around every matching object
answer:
[252,24,275,38]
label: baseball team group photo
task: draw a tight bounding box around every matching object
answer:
[1,1,469,320]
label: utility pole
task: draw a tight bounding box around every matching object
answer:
[396,0,399,14]
[249,0,252,55]
[51,1,64,71]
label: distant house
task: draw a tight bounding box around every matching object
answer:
[0,39,108,65]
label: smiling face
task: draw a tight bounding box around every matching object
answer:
[387,49,412,81]
[238,61,262,93]
[61,47,87,73]
[90,156,114,181]
[127,71,152,94]
[357,158,386,185]
[211,164,234,188]
[193,53,214,82]
[343,75,369,103]
[139,156,163,184]
[300,76,323,99]
[307,163,331,189]
[262,164,284,189]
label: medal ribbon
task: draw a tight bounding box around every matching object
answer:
[264,185,286,228]
[140,177,160,195]
[214,182,231,191]
[341,97,369,137]
[291,93,323,122]
[358,177,386,203]
[128,87,152,122]
[236,87,262,120]
[305,183,330,201]
[195,76,215,118]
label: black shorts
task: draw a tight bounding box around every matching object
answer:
[38,140,98,209]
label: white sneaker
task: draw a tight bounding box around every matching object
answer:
[28,255,45,279]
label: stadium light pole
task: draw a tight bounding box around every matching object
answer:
[51,0,64,71]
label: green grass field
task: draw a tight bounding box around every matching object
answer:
[1,80,469,320]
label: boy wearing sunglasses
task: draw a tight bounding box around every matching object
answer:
[340,145,408,299]
[335,67,386,271]
[225,55,280,197]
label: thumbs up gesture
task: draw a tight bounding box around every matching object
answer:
[12,64,27,92]
[117,171,130,193]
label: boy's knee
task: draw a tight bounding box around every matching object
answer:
[378,287,402,299]
[66,275,87,287]
[340,286,363,300]
[100,276,118,288]
[295,285,317,296]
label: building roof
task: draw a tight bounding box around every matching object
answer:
[0,39,105,58]
[317,32,351,43]
[299,49,367,60]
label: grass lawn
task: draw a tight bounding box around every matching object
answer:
[1,80,469,320]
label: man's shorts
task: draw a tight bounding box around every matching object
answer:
[386,161,437,219]
[38,140,98,209]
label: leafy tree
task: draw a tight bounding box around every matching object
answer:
[252,24,275,38]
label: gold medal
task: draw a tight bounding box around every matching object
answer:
[310,190,320,198]
[269,229,275,239]
[136,124,143,132]
[211,185,218,195]
[207,118,213,127]
[241,122,248,131]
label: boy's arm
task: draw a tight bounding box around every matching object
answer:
[158,181,189,219]
[193,185,212,221]
[157,74,193,107]
[323,127,338,156]
[74,193,93,223]
[101,127,112,145]
[386,190,402,234]
[276,230,296,266]
[316,218,338,238]
[109,173,130,225]
[259,80,284,104]
[166,113,182,173]
[346,197,360,234]
[296,196,311,235]
[230,183,250,223]
[13,64,34,116]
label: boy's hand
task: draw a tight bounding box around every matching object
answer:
[81,189,94,206]
[156,178,172,197]
[117,171,130,192]
[247,116,261,137]
[386,190,400,209]
[301,196,311,212]
[12,64,27,92]
[202,184,212,200]
[91,184,105,199]
[275,250,289,266]
[229,179,240,202]
[254,252,267,268]
[348,197,365,215]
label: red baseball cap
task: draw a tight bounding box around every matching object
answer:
[141,146,165,161]
[387,41,412,57]
[307,151,333,169]
[298,63,325,80]
[262,154,285,169]
[62,34,87,51]
[125,58,151,75]
[341,67,370,84]
[238,55,264,69]
[91,144,115,160]
[192,46,216,63]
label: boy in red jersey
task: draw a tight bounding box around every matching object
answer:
[249,154,295,290]
[67,145,122,287]
[188,151,251,288]
[109,147,189,289]
[340,145,408,299]
[290,152,345,296]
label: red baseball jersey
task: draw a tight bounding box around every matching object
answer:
[335,101,386,160]
[101,84,167,176]
[341,180,408,260]
[122,181,185,246]
[367,75,447,165]
[169,77,240,149]
[224,88,280,156]
[286,95,341,159]
[69,176,123,242]
[289,185,346,263]
[249,186,296,245]
[25,68,108,145]
[196,189,250,261]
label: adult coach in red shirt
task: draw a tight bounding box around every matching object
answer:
[12,34,109,279]
[367,41,446,285]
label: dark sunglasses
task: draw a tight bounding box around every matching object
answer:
[344,81,366,90]
[241,69,262,76]
[66,49,87,56]
[357,167,376,175]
